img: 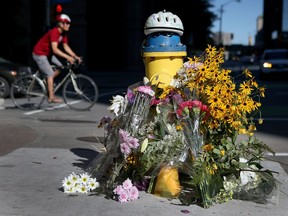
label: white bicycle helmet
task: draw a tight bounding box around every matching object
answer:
[56,14,71,23]
[144,10,184,36]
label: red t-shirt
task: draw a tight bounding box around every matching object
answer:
[33,27,68,56]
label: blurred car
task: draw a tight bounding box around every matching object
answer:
[0,57,31,98]
[259,49,288,79]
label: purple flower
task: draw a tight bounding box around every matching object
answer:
[120,142,131,155]
[126,89,135,104]
[100,116,111,125]
[119,129,129,142]
[127,137,139,149]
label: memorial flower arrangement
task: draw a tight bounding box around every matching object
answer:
[88,45,277,208]
[61,172,100,193]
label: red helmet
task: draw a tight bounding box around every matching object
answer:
[56,14,71,23]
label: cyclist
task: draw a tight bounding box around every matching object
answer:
[32,14,82,103]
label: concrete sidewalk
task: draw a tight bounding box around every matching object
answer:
[0,103,288,216]
[0,149,287,216]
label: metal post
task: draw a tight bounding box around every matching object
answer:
[218,0,241,46]
[218,4,223,45]
[45,0,51,29]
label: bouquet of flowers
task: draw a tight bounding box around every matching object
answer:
[88,45,277,208]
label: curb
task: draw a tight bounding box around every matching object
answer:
[0,98,5,109]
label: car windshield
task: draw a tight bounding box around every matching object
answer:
[264,51,288,60]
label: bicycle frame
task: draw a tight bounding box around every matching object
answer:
[53,68,75,93]
[26,72,46,97]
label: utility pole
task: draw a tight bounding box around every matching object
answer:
[218,0,241,46]
[45,0,51,30]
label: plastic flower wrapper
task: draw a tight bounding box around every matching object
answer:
[124,85,155,135]
[176,99,209,158]
[225,158,280,204]
[153,164,182,198]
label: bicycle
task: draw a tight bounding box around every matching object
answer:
[10,59,99,111]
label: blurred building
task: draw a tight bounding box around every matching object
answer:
[255,15,264,48]
[213,32,234,46]
[261,0,288,49]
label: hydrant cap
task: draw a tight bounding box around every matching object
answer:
[144,10,184,36]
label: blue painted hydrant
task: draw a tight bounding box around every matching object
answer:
[141,10,187,88]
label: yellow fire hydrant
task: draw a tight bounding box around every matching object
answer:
[141,10,187,88]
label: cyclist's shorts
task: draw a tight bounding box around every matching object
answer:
[32,53,63,77]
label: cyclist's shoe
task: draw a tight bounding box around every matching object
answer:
[48,97,63,103]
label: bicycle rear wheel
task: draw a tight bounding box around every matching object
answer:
[10,75,47,110]
[62,74,98,111]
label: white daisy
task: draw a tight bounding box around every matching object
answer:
[76,184,89,193]
[62,177,73,191]
[68,172,79,184]
[79,173,90,185]
[88,178,100,191]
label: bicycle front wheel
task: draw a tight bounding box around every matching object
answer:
[10,75,47,110]
[63,74,98,111]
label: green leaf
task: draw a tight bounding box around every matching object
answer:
[141,138,149,153]
[213,148,221,155]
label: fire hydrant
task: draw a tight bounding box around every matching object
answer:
[141,10,187,88]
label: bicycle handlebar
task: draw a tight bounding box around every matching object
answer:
[54,57,83,70]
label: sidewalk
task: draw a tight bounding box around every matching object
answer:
[0,103,287,216]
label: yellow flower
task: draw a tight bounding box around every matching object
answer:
[238,97,254,113]
[220,149,225,156]
[206,163,218,175]
[258,118,264,124]
[202,144,214,152]
[240,81,253,95]
[206,44,217,56]
[248,124,257,131]
[259,87,265,97]
[176,124,182,131]
[238,128,247,134]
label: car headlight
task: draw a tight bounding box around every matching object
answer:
[10,70,17,76]
[262,62,272,68]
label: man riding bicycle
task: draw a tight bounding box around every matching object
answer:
[32,14,82,103]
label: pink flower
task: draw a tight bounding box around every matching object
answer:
[118,129,140,155]
[137,86,155,96]
[183,61,203,70]
[176,100,208,118]
[118,190,129,203]
[122,178,133,190]
[113,178,139,203]
[113,185,124,194]
[128,186,139,201]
